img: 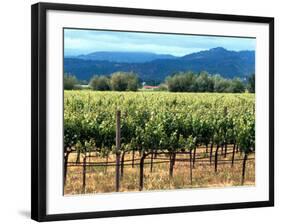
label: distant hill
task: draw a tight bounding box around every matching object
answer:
[64,47,255,82]
[73,51,176,63]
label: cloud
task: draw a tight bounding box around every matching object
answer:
[64,29,256,56]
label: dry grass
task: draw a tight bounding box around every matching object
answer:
[64,146,255,195]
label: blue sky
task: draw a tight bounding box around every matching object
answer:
[64,29,256,57]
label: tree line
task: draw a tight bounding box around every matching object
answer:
[166,71,255,93]
[90,72,139,91]
[64,71,255,93]
[64,72,139,91]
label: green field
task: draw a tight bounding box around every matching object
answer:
[64,91,255,194]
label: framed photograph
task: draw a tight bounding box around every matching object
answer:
[31,2,274,222]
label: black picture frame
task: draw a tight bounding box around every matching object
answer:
[31,2,274,222]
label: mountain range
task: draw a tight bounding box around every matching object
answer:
[64,47,255,82]
[74,51,176,63]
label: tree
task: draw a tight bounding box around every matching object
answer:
[165,71,196,92]
[212,74,230,93]
[110,72,128,91]
[229,78,245,93]
[248,73,255,93]
[89,75,111,91]
[110,72,139,91]
[195,71,214,92]
[126,74,139,91]
[64,74,78,90]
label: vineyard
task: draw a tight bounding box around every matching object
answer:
[64,91,255,194]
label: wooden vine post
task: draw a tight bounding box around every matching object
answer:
[63,148,70,186]
[115,110,121,192]
[241,153,248,185]
[209,142,213,164]
[189,150,193,185]
[150,151,154,173]
[186,136,196,186]
[214,145,220,172]
[82,154,87,193]
[224,107,228,158]
[231,143,236,167]
[139,153,147,191]
[120,150,126,179]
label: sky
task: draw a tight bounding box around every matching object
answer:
[64,28,256,57]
